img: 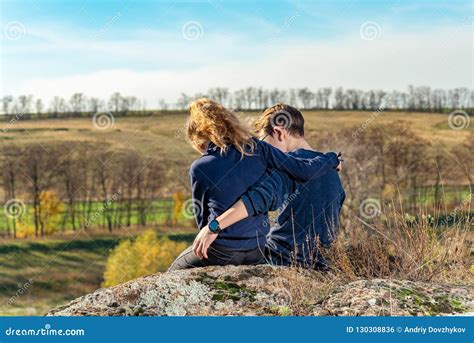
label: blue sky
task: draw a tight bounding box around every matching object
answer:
[1,0,472,106]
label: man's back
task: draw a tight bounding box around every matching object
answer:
[242,149,345,267]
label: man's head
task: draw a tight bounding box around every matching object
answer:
[254,103,305,152]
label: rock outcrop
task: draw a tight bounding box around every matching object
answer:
[47,265,473,316]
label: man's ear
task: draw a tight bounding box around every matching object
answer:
[274,127,284,141]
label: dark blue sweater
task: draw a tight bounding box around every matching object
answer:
[189,139,339,249]
[241,149,345,266]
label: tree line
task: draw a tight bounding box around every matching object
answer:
[1,85,472,117]
[1,143,176,238]
[314,122,472,216]
[1,123,471,238]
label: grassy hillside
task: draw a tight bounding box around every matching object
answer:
[0,230,195,316]
[3,110,471,159]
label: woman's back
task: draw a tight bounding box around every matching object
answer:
[190,141,269,250]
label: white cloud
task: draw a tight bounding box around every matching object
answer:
[6,25,472,108]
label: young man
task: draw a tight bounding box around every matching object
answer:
[193,104,345,268]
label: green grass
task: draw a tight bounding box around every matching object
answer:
[0,232,194,316]
[0,198,196,235]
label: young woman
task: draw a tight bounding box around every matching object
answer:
[168,98,340,270]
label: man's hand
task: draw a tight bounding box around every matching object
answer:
[336,152,343,172]
[193,225,218,260]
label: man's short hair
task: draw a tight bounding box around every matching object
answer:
[254,103,305,137]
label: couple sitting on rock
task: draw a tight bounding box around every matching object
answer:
[169,98,345,271]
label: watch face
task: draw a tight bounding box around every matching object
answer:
[209,220,219,233]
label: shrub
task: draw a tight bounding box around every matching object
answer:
[38,190,64,235]
[172,191,186,226]
[102,230,187,287]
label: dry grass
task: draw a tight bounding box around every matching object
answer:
[266,200,472,315]
[5,110,470,159]
[318,206,472,285]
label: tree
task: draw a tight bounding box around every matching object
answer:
[57,147,83,231]
[297,88,313,109]
[321,87,332,109]
[35,99,44,116]
[1,95,13,114]
[158,99,169,111]
[176,93,192,110]
[22,146,59,237]
[17,95,33,112]
[108,92,122,113]
[232,89,245,109]
[38,190,64,235]
[70,93,85,115]
[88,97,102,113]
[50,96,61,115]
[208,88,231,107]
[1,145,22,238]
[334,87,345,110]
[102,230,187,287]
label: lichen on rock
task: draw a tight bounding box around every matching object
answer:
[46,265,473,317]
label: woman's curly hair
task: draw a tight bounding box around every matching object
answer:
[186,98,256,156]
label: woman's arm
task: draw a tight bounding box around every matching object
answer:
[257,140,339,182]
[193,170,294,259]
[193,199,249,259]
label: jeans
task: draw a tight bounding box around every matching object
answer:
[168,243,266,271]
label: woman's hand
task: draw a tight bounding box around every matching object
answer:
[193,225,218,259]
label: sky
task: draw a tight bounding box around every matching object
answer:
[0,0,472,107]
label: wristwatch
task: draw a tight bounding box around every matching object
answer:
[208,219,222,234]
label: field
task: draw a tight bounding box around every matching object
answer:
[0,110,471,315]
[0,199,192,233]
[2,110,471,159]
[0,230,195,315]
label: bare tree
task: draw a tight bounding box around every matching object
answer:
[158,99,169,111]
[297,88,313,109]
[108,92,122,113]
[1,145,22,238]
[88,97,102,113]
[176,93,192,110]
[70,93,86,115]
[35,99,44,116]
[22,146,59,237]
[1,95,13,114]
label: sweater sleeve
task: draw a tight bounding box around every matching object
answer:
[241,170,297,216]
[256,140,338,182]
[189,167,209,230]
